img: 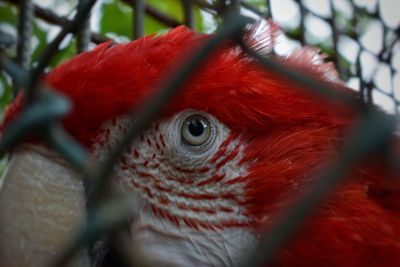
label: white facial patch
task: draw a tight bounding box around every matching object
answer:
[93,109,257,267]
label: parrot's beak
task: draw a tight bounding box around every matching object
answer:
[0,145,90,267]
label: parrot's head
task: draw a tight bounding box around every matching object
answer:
[1,23,356,267]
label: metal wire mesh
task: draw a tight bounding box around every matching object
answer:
[0,1,399,267]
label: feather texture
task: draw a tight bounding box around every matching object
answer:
[2,25,400,267]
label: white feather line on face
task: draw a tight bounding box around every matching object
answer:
[93,109,258,267]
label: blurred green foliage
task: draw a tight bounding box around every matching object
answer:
[101,0,204,39]
[0,2,16,115]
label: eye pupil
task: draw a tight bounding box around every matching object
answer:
[181,114,211,146]
[188,119,204,137]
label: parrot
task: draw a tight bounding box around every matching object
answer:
[0,21,399,267]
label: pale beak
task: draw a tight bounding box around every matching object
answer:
[0,144,90,267]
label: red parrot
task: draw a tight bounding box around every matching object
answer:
[0,23,399,267]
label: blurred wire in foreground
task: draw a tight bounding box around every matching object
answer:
[0,0,399,267]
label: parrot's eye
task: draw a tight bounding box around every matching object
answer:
[173,110,220,155]
[181,115,211,146]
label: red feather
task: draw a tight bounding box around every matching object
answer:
[2,25,400,266]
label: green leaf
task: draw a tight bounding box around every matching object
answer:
[49,38,77,67]
[0,2,18,25]
[99,0,206,40]
[145,0,204,33]
[244,0,268,12]
[286,27,302,39]
[30,20,49,65]
[0,3,16,115]
[143,15,169,36]
[100,0,133,39]
[0,2,18,57]
[0,73,13,111]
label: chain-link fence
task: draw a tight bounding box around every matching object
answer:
[0,0,399,267]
